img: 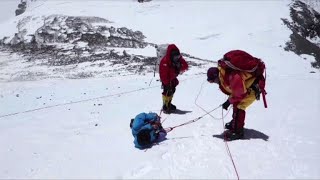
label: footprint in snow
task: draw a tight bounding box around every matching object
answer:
[131,164,153,177]
[161,151,170,160]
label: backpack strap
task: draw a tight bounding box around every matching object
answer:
[261,68,267,108]
[224,60,258,73]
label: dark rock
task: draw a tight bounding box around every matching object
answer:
[18,3,26,9]
[282,0,320,69]
[0,15,206,80]
[15,8,25,16]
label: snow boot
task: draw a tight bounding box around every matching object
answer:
[224,108,246,140]
[224,129,244,141]
[162,95,172,114]
[162,104,171,114]
[227,107,246,131]
[169,100,176,111]
[162,95,176,114]
[225,120,234,130]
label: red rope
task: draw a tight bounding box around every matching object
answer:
[160,115,169,124]
[159,109,170,125]
[163,105,221,133]
[193,104,239,180]
[222,108,240,180]
[164,117,201,133]
[193,80,239,180]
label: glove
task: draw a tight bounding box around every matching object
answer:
[222,100,230,110]
[170,78,179,87]
[173,61,181,74]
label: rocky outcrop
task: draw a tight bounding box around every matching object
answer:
[15,1,27,16]
[0,15,206,80]
[0,15,152,68]
[282,0,320,68]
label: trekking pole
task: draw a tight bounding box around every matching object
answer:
[149,45,159,86]
[148,60,157,86]
[153,59,157,77]
[153,45,159,78]
[149,77,153,87]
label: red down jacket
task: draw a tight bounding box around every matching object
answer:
[159,44,188,86]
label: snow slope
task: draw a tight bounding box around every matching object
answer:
[0,0,320,179]
[0,0,20,24]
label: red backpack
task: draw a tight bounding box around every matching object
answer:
[218,50,267,108]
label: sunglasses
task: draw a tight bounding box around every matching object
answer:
[172,55,181,62]
[207,76,219,83]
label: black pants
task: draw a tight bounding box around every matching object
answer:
[162,83,176,96]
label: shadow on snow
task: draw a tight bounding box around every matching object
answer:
[212,128,269,141]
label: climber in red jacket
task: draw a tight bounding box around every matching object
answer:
[159,44,188,114]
